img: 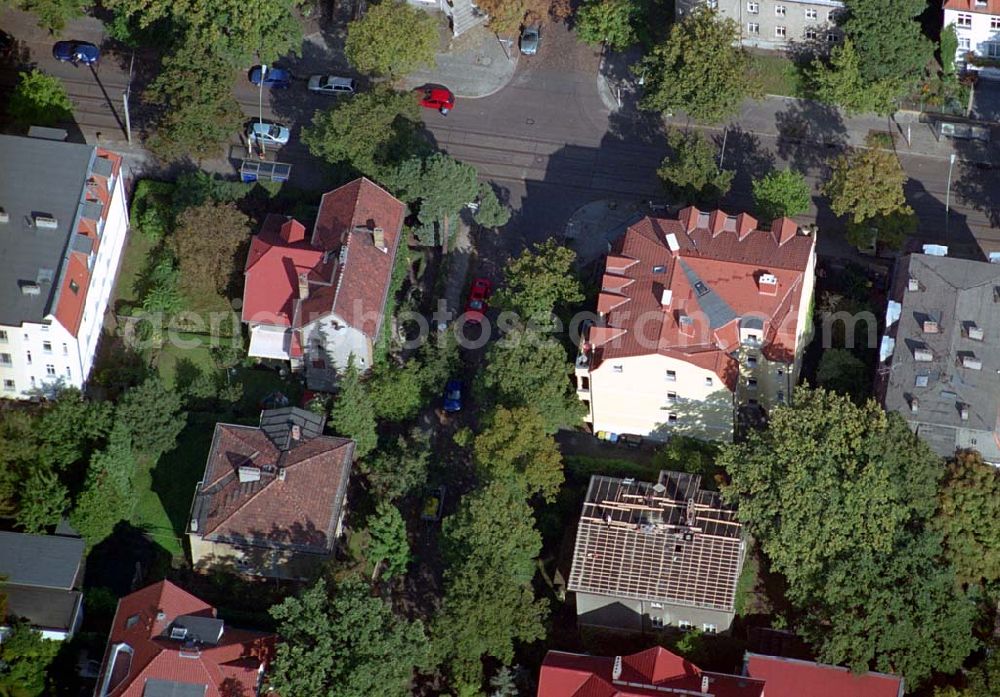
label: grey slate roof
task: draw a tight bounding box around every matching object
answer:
[259,406,325,450]
[881,254,1000,462]
[4,585,82,632]
[169,614,225,645]
[142,679,208,697]
[0,134,98,326]
[678,258,737,329]
[0,531,84,588]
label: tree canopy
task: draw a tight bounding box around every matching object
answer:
[328,357,378,459]
[815,348,869,402]
[13,0,85,31]
[574,0,639,51]
[360,428,432,500]
[116,378,186,460]
[657,128,733,205]
[346,1,439,78]
[493,240,583,324]
[473,406,565,502]
[474,182,512,229]
[367,501,411,579]
[751,169,811,221]
[839,0,933,88]
[7,70,73,130]
[809,38,903,116]
[390,153,480,228]
[70,421,137,548]
[171,202,251,301]
[0,620,60,697]
[721,388,975,686]
[823,145,911,224]
[637,7,760,123]
[269,577,430,697]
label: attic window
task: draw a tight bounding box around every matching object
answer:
[907,277,919,292]
[69,279,79,295]
[915,374,929,388]
[125,614,139,629]
[170,627,188,641]
[653,265,666,273]
[693,281,710,297]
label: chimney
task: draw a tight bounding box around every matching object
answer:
[612,656,623,681]
[0,208,8,224]
[910,396,919,413]
[961,354,982,370]
[960,404,970,421]
[967,323,984,341]
[908,277,919,292]
[758,272,778,296]
[297,272,309,300]
[661,289,673,308]
[678,313,695,337]
[922,318,939,333]
[372,226,386,252]
[290,423,301,441]
[701,675,710,694]
[278,468,287,481]
[914,347,933,362]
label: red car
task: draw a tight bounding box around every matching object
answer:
[464,277,493,323]
[418,85,456,115]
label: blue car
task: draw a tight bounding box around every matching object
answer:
[52,41,99,65]
[249,66,292,88]
[443,379,463,413]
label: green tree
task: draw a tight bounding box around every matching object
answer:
[35,388,114,472]
[941,24,959,77]
[145,40,243,161]
[473,0,528,35]
[721,388,976,686]
[637,7,760,123]
[268,577,430,696]
[0,412,42,516]
[479,328,585,433]
[823,146,911,224]
[15,467,69,534]
[809,38,902,116]
[345,1,438,78]
[493,240,583,324]
[328,357,378,459]
[844,209,916,252]
[13,0,84,31]
[474,182,511,229]
[574,0,638,51]
[657,128,733,205]
[0,620,60,697]
[473,406,564,502]
[815,348,869,401]
[390,153,480,228]
[360,428,431,500]
[932,451,1000,586]
[70,422,137,548]
[8,69,73,130]
[433,479,548,686]
[368,359,424,422]
[171,202,251,300]
[116,378,186,460]
[489,666,519,697]
[367,501,410,579]
[303,85,427,178]
[840,0,933,88]
[751,169,811,221]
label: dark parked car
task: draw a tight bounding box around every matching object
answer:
[249,65,292,88]
[520,25,540,55]
[443,379,464,413]
[52,41,99,65]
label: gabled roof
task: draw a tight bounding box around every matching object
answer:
[94,581,274,697]
[189,409,354,555]
[538,649,764,697]
[0,531,84,589]
[944,0,1000,15]
[568,471,744,612]
[743,653,904,697]
[583,209,815,388]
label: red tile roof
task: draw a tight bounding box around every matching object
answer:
[94,580,274,697]
[583,208,815,389]
[538,649,764,697]
[242,178,405,341]
[191,415,354,556]
[944,0,1000,14]
[743,654,904,697]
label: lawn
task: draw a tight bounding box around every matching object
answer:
[131,422,217,558]
[113,228,157,311]
[156,341,216,391]
[754,53,807,98]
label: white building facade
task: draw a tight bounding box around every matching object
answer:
[944,0,1000,78]
[677,0,843,50]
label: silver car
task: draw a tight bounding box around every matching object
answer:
[247,121,290,146]
[520,25,540,55]
[308,75,357,95]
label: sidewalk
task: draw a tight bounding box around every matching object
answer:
[400,24,518,99]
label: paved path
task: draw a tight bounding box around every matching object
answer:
[400,24,518,99]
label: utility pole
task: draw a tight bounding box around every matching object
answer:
[718,128,729,171]
[945,152,957,239]
[122,50,135,144]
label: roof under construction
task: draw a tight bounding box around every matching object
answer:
[568,471,745,611]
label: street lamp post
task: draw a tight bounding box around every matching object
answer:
[945,152,957,238]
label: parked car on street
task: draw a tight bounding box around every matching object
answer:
[417,85,455,115]
[247,121,290,147]
[520,25,540,55]
[52,41,99,65]
[443,379,464,413]
[308,75,357,95]
[249,66,292,88]
[464,277,493,323]
[421,486,446,522]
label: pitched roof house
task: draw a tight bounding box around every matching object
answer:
[0,530,84,640]
[93,580,275,697]
[742,653,904,697]
[242,177,405,389]
[877,253,1000,462]
[538,648,765,697]
[576,208,816,442]
[568,471,746,634]
[188,407,354,578]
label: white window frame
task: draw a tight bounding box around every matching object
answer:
[805,28,817,40]
[957,13,973,28]
[959,37,971,50]
[678,620,693,631]
[705,376,714,387]
[747,1,758,13]
[650,602,664,609]
[992,16,1000,30]
[826,32,838,43]
[805,8,817,19]
[748,21,760,34]
[0,330,6,343]
[775,25,787,38]
[612,364,623,373]
[668,413,679,423]
[702,623,718,634]
[45,364,56,376]
[988,42,1000,58]
[775,5,786,17]
[3,379,14,391]
[0,353,11,366]
[665,370,677,382]
[42,341,52,353]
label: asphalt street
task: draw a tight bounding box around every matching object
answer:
[2,8,999,262]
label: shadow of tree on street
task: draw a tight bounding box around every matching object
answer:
[773,98,847,173]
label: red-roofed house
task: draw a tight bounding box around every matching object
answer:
[743,653,904,697]
[575,207,816,442]
[242,177,405,389]
[187,407,354,579]
[943,1,1000,78]
[93,580,275,697]
[538,648,765,697]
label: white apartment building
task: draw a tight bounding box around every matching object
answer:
[677,0,843,50]
[576,208,817,443]
[0,134,129,399]
[944,0,1000,78]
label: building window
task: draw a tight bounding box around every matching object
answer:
[805,7,817,19]
[25,350,31,365]
[805,28,817,40]
[992,17,1000,30]
[653,265,666,273]
[62,343,68,356]
[775,24,787,37]
[42,341,52,353]
[666,370,677,382]
[777,390,785,402]
[3,380,14,391]
[580,376,590,391]
[0,353,11,366]
[747,1,758,13]
[678,620,693,631]
[705,376,714,387]
[957,13,972,28]
[706,0,717,8]
[65,366,71,377]
[650,602,664,609]
[959,37,971,50]
[748,22,760,34]
[69,279,79,295]
[612,364,623,373]
[703,623,718,634]
[747,355,758,368]
[0,330,6,343]
[748,378,758,389]
[775,5,785,17]
[776,368,784,376]
[666,391,677,404]
[668,413,678,423]
[29,376,35,386]
[45,364,56,376]
[826,32,838,42]
[988,42,1000,58]
[651,617,665,630]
